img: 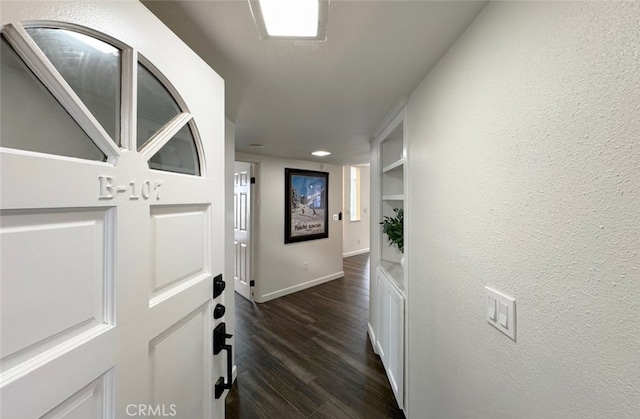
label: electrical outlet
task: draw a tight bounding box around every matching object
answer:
[303,262,308,271]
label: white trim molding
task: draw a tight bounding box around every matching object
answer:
[367,322,378,355]
[257,271,344,303]
[343,248,370,258]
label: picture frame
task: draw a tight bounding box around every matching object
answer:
[285,168,329,243]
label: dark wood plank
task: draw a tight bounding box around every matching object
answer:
[308,401,356,419]
[225,370,306,419]
[241,349,326,416]
[226,253,405,419]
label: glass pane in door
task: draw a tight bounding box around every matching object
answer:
[137,62,181,148]
[0,37,105,161]
[149,123,200,176]
[26,28,121,145]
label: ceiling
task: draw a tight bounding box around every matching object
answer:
[143,0,487,166]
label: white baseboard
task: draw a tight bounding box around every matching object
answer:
[258,271,344,302]
[368,322,378,355]
[343,248,370,258]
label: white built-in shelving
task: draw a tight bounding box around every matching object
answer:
[378,111,405,289]
[370,99,407,411]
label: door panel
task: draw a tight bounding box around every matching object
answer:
[376,271,389,361]
[388,287,403,397]
[0,208,113,371]
[376,267,405,409]
[151,204,208,295]
[41,370,113,419]
[0,2,229,418]
[234,162,252,300]
[149,305,208,419]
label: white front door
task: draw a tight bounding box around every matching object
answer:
[0,2,230,418]
[233,162,252,301]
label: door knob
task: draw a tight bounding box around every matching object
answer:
[213,304,225,319]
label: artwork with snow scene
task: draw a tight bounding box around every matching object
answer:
[285,168,329,243]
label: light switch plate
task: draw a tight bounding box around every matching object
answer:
[485,286,516,341]
[487,296,497,321]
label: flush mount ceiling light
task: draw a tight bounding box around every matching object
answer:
[249,0,329,41]
[311,150,331,157]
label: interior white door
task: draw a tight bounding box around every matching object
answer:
[0,2,230,418]
[233,162,252,300]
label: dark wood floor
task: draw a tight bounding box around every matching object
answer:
[226,253,405,419]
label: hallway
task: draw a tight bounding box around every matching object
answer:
[226,254,404,418]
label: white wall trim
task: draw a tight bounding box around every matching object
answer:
[372,96,409,140]
[257,271,344,303]
[367,322,378,355]
[343,248,370,258]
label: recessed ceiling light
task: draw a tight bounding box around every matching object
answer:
[311,150,331,157]
[249,0,329,41]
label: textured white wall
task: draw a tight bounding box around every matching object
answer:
[343,165,371,257]
[407,2,640,418]
[235,152,344,302]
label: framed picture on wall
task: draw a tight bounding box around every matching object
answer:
[285,168,329,243]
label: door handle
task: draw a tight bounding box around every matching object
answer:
[213,322,233,399]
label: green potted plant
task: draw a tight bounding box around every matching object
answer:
[380,208,404,265]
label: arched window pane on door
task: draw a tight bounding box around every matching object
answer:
[149,123,200,176]
[26,28,121,145]
[0,36,105,161]
[137,62,181,148]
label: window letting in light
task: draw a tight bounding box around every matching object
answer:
[249,0,329,41]
[350,166,361,222]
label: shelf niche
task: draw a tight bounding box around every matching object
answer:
[377,109,405,290]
